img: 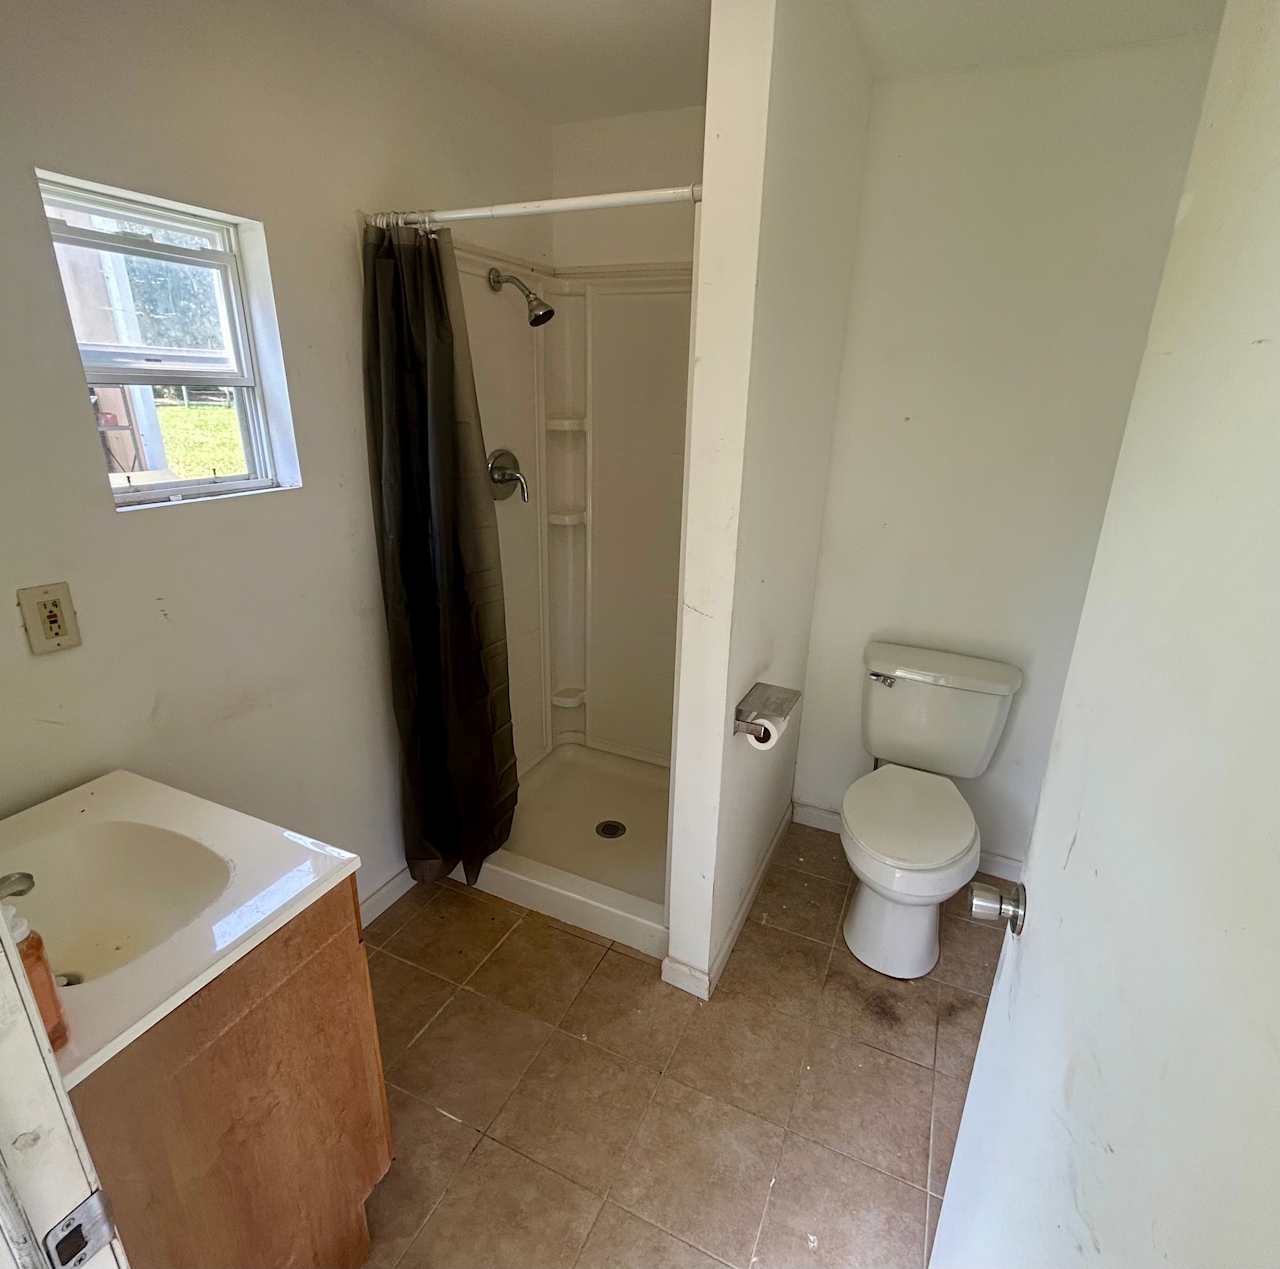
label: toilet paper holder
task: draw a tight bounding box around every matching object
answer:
[733,682,802,742]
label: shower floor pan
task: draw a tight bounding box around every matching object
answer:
[451,744,669,958]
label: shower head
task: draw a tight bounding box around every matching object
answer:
[487,267,555,327]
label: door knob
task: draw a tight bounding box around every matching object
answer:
[968,881,1026,935]
[487,448,529,503]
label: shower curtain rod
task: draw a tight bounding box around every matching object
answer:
[367,182,702,229]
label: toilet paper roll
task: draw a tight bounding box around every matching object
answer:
[746,713,788,752]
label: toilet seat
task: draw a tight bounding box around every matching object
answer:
[841,764,977,871]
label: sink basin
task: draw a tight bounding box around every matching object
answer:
[0,770,359,1088]
[2,821,230,981]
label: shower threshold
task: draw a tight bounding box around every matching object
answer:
[450,745,669,958]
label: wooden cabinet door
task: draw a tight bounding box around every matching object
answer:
[72,880,391,1269]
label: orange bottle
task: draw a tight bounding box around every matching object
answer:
[4,903,67,1052]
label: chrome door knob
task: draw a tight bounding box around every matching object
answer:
[968,881,1026,935]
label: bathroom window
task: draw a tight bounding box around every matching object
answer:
[39,172,300,508]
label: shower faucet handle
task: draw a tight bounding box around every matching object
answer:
[488,448,529,503]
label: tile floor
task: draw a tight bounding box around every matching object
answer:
[360,827,1008,1269]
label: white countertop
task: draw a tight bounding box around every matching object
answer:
[0,771,360,1088]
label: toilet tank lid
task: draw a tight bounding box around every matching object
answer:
[864,642,1023,696]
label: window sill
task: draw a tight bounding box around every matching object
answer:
[112,478,301,512]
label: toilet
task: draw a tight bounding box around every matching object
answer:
[840,641,1022,979]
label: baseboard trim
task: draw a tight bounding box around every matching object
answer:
[359,865,417,926]
[713,802,793,991]
[792,801,842,834]
[660,956,711,999]
[661,802,791,1001]
[978,851,1024,882]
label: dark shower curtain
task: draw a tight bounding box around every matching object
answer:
[362,223,518,884]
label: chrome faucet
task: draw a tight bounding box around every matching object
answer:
[0,872,34,900]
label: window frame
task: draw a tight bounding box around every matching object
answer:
[38,172,299,509]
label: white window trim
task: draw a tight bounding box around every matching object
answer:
[37,169,301,510]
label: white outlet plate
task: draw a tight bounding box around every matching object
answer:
[17,581,82,655]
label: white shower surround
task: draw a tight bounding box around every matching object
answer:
[434,245,692,955]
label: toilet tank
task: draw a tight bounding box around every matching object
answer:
[861,642,1022,779]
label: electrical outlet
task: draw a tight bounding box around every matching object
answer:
[17,582,82,655]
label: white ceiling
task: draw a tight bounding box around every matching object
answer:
[367,0,1224,125]
[367,0,711,124]
[848,0,1225,77]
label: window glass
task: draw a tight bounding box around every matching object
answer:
[52,242,237,373]
[91,385,254,490]
[39,173,297,507]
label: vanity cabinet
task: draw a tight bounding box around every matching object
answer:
[70,878,390,1268]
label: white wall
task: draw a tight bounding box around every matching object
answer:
[665,0,873,993]
[551,107,704,268]
[795,36,1215,871]
[0,0,552,904]
[937,2,1280,1262]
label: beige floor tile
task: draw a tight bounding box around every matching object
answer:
[753,1133,925,1269]
[609,941,661,966]
[438,875,528,913]
[791,1028,933,1187]
[574,1203,723,1269]
[561,950,697,1069]
[490,1031,658,1194]
[527,910,612,947]
[934,984,986,1080]
[929,917,1002,996]
[716,921,830,1022]
[819,948,939,1067]
[387,989,550,1129]
[749,865,848,943]
[385,887,522,984]
[363,882,435,946]
[929,1073,966,1198]
[926,1195,941,1265]
[612,1078,783,1268]
[773,823,852,886]
[468,919,607,1024]
[363,1086,479,1268]
[666,993,809,1125]
[404,1137,600,1269]
[367,949,455,1067]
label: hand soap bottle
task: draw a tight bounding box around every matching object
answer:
[4,902,67,1052]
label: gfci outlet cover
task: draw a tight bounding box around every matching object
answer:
[17,581,82,655]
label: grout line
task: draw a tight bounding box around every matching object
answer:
[375,943,463,986]
[457,909,530,988]
[364,884,434,947]
[384,1096,484,1269]
[382,984,459,1070]
[785,1117,931,1197]
[766,858,854,891]
[605,1189,741,1269]
[571,1197,609,1266]
[745,1131,785,1269]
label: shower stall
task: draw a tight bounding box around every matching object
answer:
[453,229,693,956]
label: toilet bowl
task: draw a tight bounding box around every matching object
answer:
[840,763,980,978]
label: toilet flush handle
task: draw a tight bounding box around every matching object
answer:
[969,881,1027,935]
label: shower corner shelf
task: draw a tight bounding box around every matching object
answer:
[546,415,588,433]
[550,686,587,709]
[548,510,587,526]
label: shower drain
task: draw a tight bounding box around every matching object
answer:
[595,819,627,839]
